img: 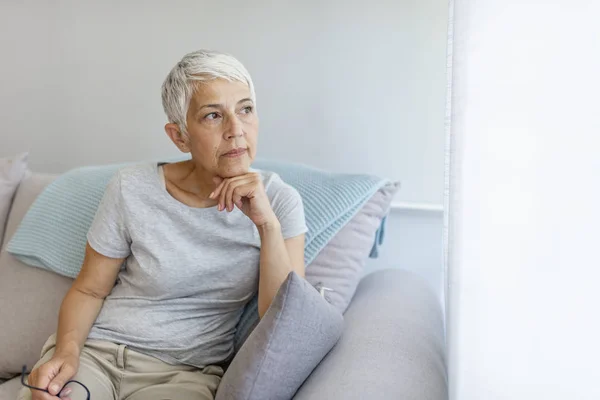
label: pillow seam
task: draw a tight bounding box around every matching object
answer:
[244,278,291,399]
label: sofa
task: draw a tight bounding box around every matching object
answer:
[0,171,447,400]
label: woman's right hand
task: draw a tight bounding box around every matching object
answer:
[27,352,79,400]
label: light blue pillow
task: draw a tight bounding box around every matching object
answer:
[8,159,386,277]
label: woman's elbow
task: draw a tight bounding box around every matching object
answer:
[72,283,110,300]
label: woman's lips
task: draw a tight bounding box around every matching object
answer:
[222,148,247,158]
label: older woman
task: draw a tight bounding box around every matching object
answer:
[19,50,307,400]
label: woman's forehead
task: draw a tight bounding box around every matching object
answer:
[192,78,251,106]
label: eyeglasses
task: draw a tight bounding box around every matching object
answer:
[21,365,91,400]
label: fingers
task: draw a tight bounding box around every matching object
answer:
[32,390,60,400]
[29,377,62,400]
[211,174,259,212]
[29,362,55,396]
[59,387,73,399]
[225,179,247,211]
[210,178,226,202]
[232,192,243,209]
[210,175,243,205]
[48,363,76,396]
[219,178,233,212]
[27,366,59,400]
[224,177,258,212]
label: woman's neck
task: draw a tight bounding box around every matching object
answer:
[163,160,218,207]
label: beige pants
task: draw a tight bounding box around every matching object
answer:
[18,334,223,400]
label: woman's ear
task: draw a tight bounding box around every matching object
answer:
[165,123,190,153]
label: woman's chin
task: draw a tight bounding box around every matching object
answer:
[218,159,250,177]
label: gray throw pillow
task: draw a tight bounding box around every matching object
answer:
[305,181,399,313]
[216,272,343,400]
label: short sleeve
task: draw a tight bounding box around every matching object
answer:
[269,181,308,240]
[87,171,131,258]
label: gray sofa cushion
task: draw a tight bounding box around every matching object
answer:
[216,272,343,400]
[0,173,73,378]
[294,269,447,400]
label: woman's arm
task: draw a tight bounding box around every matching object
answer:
[210,173,306,317]
[55,243,123,359]
[29,243,123,396]
[257,221,305,317]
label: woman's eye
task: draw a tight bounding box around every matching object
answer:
[241,106,253,114]
[204,112,220,120]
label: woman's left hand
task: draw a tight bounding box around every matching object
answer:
[210,173,277,227]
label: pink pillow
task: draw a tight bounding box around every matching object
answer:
[305,182,399,313]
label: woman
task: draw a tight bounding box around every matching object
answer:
[19,50,307,400]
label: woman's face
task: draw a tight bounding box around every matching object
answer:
[179,78,258,178]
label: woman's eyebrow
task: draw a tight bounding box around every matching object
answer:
[198,103,221,111]
[196,98,253,113]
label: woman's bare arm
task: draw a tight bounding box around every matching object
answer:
[54,243,124,357]
[257,222,305,317]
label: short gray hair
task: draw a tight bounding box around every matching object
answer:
[161,50,256,133]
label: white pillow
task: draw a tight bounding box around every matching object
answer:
[0,153,28,248]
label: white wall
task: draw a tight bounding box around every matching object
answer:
[0,0,447,205]
[365,209,444,303]
[448,0,600,399]
[0,1,448,295]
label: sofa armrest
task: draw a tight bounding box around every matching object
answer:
[294,269,447,400]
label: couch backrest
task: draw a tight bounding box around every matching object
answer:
[0,172,67,377]
[1,173,57,249]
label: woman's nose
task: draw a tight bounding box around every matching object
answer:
[225,116,244,139]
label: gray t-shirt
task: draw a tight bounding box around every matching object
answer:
[86,163,307,368]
